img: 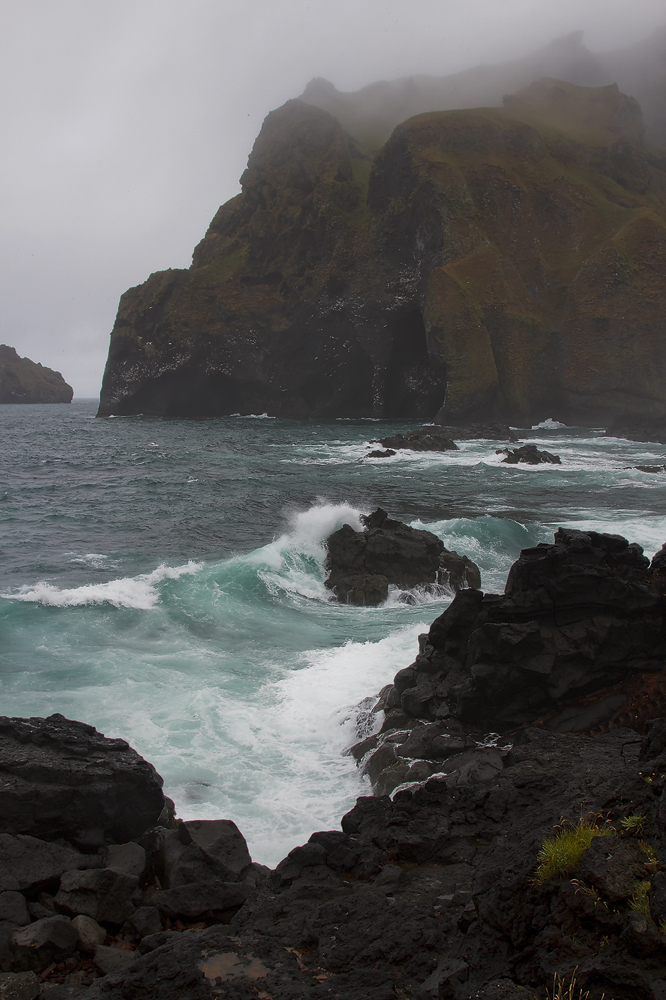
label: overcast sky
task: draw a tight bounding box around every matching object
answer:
[1,0,665,397]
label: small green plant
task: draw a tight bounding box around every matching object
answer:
[570,879,605,906]
[639,841,659,873]
[621,813,645,833]
[629,879,651,916]
[533,816,616,885]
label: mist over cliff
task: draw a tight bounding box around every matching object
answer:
[299,29,666,149]
[97,68,666,426]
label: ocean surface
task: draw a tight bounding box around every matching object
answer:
[2,399,666,866]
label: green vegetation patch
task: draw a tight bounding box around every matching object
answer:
[533,817,616,884]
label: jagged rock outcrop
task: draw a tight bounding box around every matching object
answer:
[0,346,72,404]
[324,507,481,605]
[98,78,666,426]
[376,528,666,734]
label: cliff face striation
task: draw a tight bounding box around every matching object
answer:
[98,79,666,425]
[0,346,73,404]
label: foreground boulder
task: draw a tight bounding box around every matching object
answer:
[377,528,666,733]
[324,507,481,605]
[0,714,166,846]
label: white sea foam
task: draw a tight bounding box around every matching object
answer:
[230,412,276,419]
[254,502,365,600]
[531,417,568,429]
[2,561,201,610]
[163,622,426,866]
[69,553,112,569]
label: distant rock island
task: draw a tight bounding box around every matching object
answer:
[98,71,666,426]
[0,345,73,404]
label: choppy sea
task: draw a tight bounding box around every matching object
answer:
[2,399,666,865]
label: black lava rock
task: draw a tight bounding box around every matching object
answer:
[324,507,481,605]
[499,443,561,464]
[0,714,166,846]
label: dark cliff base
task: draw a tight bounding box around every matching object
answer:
[5,531,666,998]
[98,79,666,427]
[0,346,73,404]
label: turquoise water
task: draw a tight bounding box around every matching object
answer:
[2,400,666,865]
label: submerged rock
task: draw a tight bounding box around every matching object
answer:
[324,507,481,605]
[0,346,72,404]
[499,443,561,464]
[376,429,458,452]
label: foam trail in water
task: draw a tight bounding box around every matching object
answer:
[1,561,201,609]
[165,622,426,866]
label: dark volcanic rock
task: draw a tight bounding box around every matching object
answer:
[324,507,481,605]
[499,443,561,464]
[377,528,666,731]
[0,714,166,845]
[10,916,78,972]
[435,422,520,442]
[376,428,459,451]
[54,868,139,925]
[366,448,395,458]
[149,881,249,922]
[0,346,72,405]
[0,835,98,894]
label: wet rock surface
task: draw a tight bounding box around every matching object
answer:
[499,443,561,464]
[324,507,481,605]
[376,429,459,452]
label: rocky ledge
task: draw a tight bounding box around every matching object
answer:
[324,507,481,605]
[5,530,666,999]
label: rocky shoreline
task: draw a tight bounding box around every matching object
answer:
[4,530,666,999]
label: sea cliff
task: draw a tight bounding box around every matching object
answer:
[0,346,73,404]
[98,78,666,426]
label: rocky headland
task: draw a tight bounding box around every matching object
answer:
[97,77,666,431]
[5,529,666,999]
[0,346,73,405]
